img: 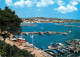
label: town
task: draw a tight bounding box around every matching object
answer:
[22,17,80,23]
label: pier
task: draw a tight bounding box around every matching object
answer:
[20,24,37,26]
[22,31,67,35]
[55,24,80,27]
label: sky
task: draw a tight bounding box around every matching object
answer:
[0,0,80,19]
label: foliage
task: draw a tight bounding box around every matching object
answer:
[0,40,35,57]
[0,6,22,34]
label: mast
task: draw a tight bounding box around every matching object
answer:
[31,35,34,48]
[68,19,72,40]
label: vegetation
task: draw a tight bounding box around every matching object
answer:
[0,40,35,57]
[0,6,22,34]
[0,7,35,57]
[0,6,22,41]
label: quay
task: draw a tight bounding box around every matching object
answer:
[22,31,67,35]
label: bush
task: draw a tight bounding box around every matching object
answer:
[0,41,35,57]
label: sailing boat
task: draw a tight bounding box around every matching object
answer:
[66,25,72,45]
[48,43,56,49]
[18,34,25,40]
[66,24,79,45]
[30,35,34,48]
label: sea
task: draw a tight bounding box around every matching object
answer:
[20,23,80,57]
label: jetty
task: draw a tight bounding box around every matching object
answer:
[20,24,37,26]
[22,31,67,35]
[55,24,80,27]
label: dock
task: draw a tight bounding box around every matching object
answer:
[22,31,67,35]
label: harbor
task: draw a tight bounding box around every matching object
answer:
[21,23,80,57]
[0,3,80,57]
[42,39,80,57]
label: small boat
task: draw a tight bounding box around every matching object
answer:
[57,49,65,54]
[48,43,56,49]
[57,43,65,48]
[25,32,28,36]
[38,32,43,35]
[68,30,72,33]
[18,35,25,40]
[62,49,69,53]
[10,38,17,41]
[66,39,80,45]
[63,32,67,35]
[52,32,56,35]
[51,49,59,55]
[45,50,55,56]
[18,37,25,40]
[46,31,53,35]
[41,47,46,50]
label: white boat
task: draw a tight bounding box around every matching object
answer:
[68,31,72,33]
[18,37,25,40]
[18,35,25,40]
[48,43,56,49]
[10,38,17,41]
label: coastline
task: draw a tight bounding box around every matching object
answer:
[0,36,51,57]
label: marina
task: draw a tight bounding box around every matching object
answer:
[21,23,80,57]
[45,39,80,57]
[0,3,80,57]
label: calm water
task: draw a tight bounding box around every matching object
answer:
[21,23,80,57]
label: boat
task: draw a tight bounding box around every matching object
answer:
[10,38,17,41]
[57,43,65,48]
[41,47,46,50]
[25,32,28,36]
[57,49,65,54]
[61,49,69,53]
[38,32,43,35]
[52,32,56,35]
[68,30,72,33]
[66,39,80,45]
[18,35,25,40]
[45,50,55,56]
[51,49,59,55]
[48,43,56,49]
[63,32,67,35]
[46,31,53,35]
[18,37,25,40]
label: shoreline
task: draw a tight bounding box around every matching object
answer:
[21,22,80,24]
[0,36,52,57]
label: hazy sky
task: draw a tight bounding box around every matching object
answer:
[0,0,80,19]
